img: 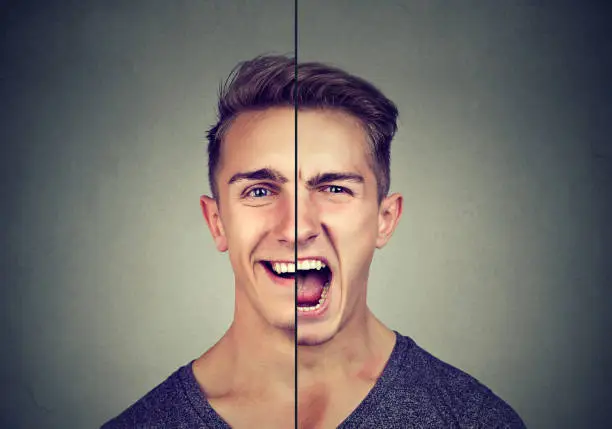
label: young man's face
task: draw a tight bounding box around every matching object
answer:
[202,107,399,343]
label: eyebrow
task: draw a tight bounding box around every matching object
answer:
[227,167,289,185]
[305,172,365,188]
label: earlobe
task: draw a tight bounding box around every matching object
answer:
[200,195,228,252]
[376,193,403,249]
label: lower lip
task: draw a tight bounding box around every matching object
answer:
[261,262,294,287]
[297,283,331,318]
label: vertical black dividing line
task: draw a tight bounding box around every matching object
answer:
[293,1,299,428]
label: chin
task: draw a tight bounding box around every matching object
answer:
[296,333,335,347]
[296,323,339,346]
[262,307,296,331]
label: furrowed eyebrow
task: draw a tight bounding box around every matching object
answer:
[227,168,289,185]
[305,172,365,188]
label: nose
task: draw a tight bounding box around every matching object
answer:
[274,188,320,248]
[295,189,319,248]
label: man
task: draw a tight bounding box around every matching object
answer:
[102,55,526,428]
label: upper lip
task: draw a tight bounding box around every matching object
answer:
[296,256,330,267]
[259,256,332,273]
[261,256,330,265]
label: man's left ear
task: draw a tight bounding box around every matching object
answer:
[376,193,403,249]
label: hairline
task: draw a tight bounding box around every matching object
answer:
[212,105,388,204]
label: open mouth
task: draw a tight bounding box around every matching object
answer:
[262,259,332,312]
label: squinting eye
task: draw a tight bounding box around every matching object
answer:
[325,185,346,194]
[247,187,271,198]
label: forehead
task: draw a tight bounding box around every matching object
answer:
[296,109,371,178]
[220,107,372,179]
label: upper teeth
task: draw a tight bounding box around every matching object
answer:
[272,259,326,274]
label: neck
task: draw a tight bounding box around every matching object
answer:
[297,305,395,386]
[294,306,396,429]
[196,293,296,398]
[195,293,395,400]
[232,297,296,389]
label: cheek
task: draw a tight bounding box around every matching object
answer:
[323,202,379,241]
[224,214,260,260]
[322,204,379,269]
[225,207,281,256]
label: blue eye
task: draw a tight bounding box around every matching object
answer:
[248,187,271,198]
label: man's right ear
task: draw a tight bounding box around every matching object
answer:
[200,195,228,252]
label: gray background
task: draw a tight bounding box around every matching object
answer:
[1,1,610,428]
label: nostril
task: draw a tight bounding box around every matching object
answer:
[297,233,318,247]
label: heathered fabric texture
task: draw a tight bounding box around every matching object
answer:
[101,332,526,428]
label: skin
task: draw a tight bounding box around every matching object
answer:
[197,107,403,428]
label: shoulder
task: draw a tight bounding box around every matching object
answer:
[391,333,526,428]
[101,363,202,429]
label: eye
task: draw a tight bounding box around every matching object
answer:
[323,185,349,195]
[247,187,272,198]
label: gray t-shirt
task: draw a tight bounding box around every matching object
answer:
[101,332,526,428]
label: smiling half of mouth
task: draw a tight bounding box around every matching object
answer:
[262,259,332,312]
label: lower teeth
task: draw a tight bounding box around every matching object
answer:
[298,283,329,312]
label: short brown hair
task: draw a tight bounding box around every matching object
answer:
[206,55,398,203]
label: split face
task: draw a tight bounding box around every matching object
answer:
[264,259,331,313]
[201,107,400,346]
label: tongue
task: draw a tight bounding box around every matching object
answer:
[297,271,327,304]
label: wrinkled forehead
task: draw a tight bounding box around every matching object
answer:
[296,108,372,178]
